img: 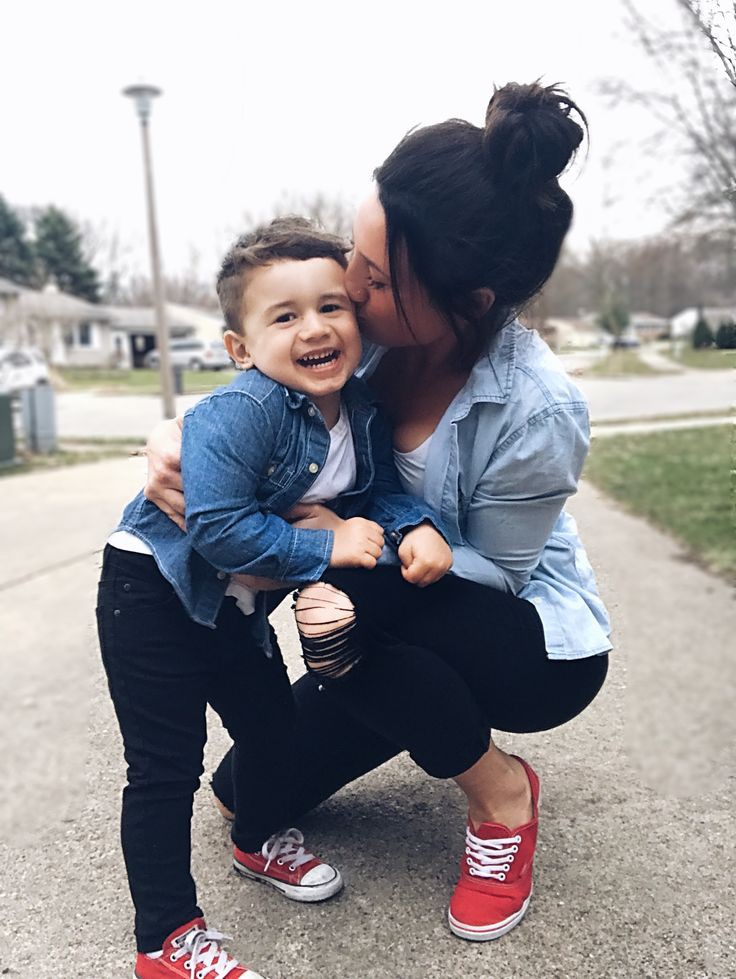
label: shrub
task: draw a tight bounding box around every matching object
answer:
[714,320,736,349]
[692,316,714,349]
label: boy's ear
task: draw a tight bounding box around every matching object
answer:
[223,330,253,369]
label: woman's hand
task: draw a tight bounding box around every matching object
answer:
[230,572,294,592]
[398,524,453,586]
[144,417,186,530]
[285,503,346,533]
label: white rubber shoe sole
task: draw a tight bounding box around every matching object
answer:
[233,858,344,903]
[447,890,532,941]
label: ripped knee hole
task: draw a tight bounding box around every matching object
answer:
[294,583,361,678]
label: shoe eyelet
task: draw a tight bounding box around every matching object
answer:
[499,872,506,881]
[511,845,519,853]
[508,855,515,863]
[466,857,472,865]
[170,953,178,962]
[289,864,297,872]
[514,835,522,843]
[184,960,192,969]
[502,864,510,871]
[468,868,476,875]
[277,858,285,865]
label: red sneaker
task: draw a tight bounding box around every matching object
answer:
[448,756,540,941]
[233,827,343,902]
[134,917,266,978]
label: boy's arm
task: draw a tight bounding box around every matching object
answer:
[181,391,333,582]
[363,406,449,548]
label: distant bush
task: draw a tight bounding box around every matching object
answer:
[692,316,714,349]
[714,320,736,349]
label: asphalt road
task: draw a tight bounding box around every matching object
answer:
[1,456,733,977]
[54,360,734,440]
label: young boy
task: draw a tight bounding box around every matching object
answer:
[97,217,451,979]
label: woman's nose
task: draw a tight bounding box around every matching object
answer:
[345,262,368,305]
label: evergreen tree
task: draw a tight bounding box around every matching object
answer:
[0,195,36,285]
[692,315,714,349]
[34,206,100,302]
[715,320,736,349]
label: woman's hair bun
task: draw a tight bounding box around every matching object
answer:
[482,81,586,192]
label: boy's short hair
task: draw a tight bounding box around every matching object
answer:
[217,216,351,334]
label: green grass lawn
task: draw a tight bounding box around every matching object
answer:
[55,367,237,395]
[585,425,734,579]
[587,349,660,377]
[665,347,736,370]
[0,446,132,478]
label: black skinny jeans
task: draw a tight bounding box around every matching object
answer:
[96,546,296,953]
[212,567,608,821]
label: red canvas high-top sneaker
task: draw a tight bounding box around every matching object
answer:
[448,756,540,941]
[134,917,266,979]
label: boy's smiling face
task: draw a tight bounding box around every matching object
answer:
[225,257,362,415]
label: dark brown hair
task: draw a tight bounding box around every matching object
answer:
[217,216,350,334]
[374,81,587,367]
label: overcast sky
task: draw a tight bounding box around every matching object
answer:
[2,0,695,284]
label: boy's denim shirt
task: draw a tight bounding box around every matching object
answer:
[117,369,446,649]
[360,321,613,661]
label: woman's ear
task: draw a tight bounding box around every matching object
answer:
[223,330,253,370]
[472,287,495,317]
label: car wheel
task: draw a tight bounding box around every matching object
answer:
[189,359,203,371]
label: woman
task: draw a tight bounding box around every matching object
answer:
[145,81,612,942]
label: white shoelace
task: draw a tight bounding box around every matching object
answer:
[465,827,522,881]
[261,827,315,874]
[169,924,241,979]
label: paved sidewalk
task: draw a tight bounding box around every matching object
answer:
[1,458,733,977]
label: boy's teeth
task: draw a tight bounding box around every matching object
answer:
[299,350,339,366]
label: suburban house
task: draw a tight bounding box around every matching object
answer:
[538,316,609,351]
[670,306,736,339]
[0,275,225,369]
[629,312,671,342]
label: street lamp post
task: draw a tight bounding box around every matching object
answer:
[122,83,176,419]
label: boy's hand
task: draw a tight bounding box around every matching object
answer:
[330,517,385,569]
[144,417,186,530]
[398,524,453,586]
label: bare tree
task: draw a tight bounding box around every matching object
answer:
[676,0,736,87]
[235,190,356,242]
[601,0,736,226]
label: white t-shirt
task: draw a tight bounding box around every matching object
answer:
[108,401,357,616]
[393,433,433,499]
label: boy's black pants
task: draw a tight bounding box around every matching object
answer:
[96,545,296,953]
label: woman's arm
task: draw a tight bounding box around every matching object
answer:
[144,417,186,529]
[454,405,590,593]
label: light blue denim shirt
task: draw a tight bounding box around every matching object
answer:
[361,321,613,661]
[116,369,445,644]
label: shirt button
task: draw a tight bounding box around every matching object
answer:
[217,571,227,580]
[307,406,316,417]
[267,464,276,476]
[308,462,320,474]
[122,582,131,592]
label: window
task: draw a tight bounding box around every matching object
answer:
[78,322,92,346]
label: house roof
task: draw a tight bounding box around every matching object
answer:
[0,277,108,321]
[0,277,22,298]
[102,303,223,336]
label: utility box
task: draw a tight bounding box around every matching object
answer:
[21,383,57,454]
[0,394,16,465]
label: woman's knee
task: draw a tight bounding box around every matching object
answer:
[294,582,362,679]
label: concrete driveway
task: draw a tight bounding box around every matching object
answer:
[1,455,733,977]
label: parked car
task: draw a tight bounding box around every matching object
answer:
[0,347,50,394]
[144,338,233,371]
[612,335,641,349]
